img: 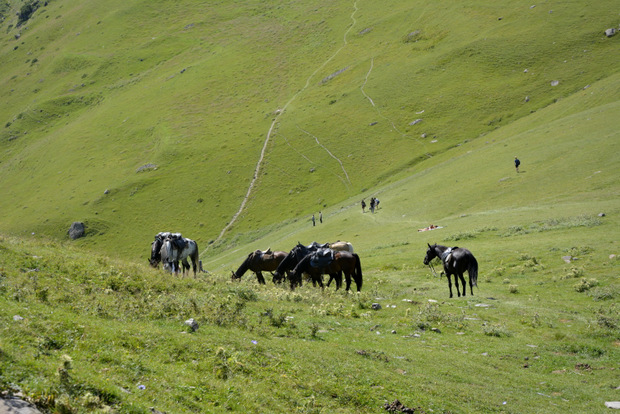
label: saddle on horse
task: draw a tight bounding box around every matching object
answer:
[309,248,334,268]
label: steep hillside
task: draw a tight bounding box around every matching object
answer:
[0,0,618,258]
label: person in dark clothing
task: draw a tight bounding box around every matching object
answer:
[514,156,521,173]
[361,199,366,213]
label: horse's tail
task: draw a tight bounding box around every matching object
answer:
[354,253,363,291]
[191,241,200,276]
[469,255,479,288]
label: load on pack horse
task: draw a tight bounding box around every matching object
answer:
[149,232,203,277]
[423,243,478,298]
[288,249,363,291]
[232,248,288,284]
[149,232,190,273]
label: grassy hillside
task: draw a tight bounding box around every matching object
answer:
[0,1,619,412]
[0,0,618,258]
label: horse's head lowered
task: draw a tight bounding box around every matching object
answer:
[149,238,164,268]
[423,243,438,265]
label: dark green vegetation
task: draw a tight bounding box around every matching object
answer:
[0,0,618,413]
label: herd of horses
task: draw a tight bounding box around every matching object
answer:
[149,232,479,297]
[232,241,362,291]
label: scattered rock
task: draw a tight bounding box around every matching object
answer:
[605,402,620,409]
[371,303,382,310]
[383,399,425,413]
[551,80,559,86]
[409,119,423,126]
[598,212,606,217]
[0,395,44,414]
[562,255,572,263]
[604,28,617,38]
[575,363,592,371]
[610,254,617,260]
[13,315,24,321]
[136,163,158,173]
[104,189,110,194]
[184,318,199,332]
[431,328,441,334]
[68,222,85,240]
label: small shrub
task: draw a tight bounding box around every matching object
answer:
[509,284,519,294]
[562,267,584,279]
[483,323,511,337]
[443,231,475,242]
[588,286,617,301]
[574,278,599,292]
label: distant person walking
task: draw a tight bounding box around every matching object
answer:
[514,156,521,173]
[311,214,316,226]
[375,198,380,210]
[370,197,376,213]
[361,199,366,213]
[319,211,323,223]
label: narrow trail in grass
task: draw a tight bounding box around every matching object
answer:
[361,57,426,147]
[297,126,352,186]
[282,133,351,186]
[203,1,359,255]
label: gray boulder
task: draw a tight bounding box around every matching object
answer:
[68,222,85,240]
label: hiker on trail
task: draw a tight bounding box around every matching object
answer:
[312,214,316,226]
[319,211,323,223]
[361,199,366,213]
[514,156,521,173]
[370,198,375,213]
[375,198,380,210]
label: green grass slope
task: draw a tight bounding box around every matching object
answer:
[0,0,618,259]
[0,3,618,411]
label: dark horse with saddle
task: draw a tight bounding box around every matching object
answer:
[271,242,363,291]
[424,243,478,298]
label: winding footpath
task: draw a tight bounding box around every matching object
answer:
[204,1,360,254]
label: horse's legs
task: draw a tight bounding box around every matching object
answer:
[447,274,454,298]
[256,271,266,284]
[457,273,467,296]
[344,272,352,291]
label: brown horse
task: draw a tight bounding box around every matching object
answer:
[289,251,363,291]
[232,249,288,284]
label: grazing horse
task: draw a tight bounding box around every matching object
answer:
[272,243,317,283]
[162,237,201,277]
[289,251,363,292]
[423,243,478,298]
[232,249,288,284]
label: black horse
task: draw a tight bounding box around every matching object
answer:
[272,243,320,284]
[423,243,478,298]
[232,249,288,284]
[289,251,363,291]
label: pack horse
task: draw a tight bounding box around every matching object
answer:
[423,243,478,298]
[149,232,202,277]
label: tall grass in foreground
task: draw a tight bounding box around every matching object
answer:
[1,232,618,413]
